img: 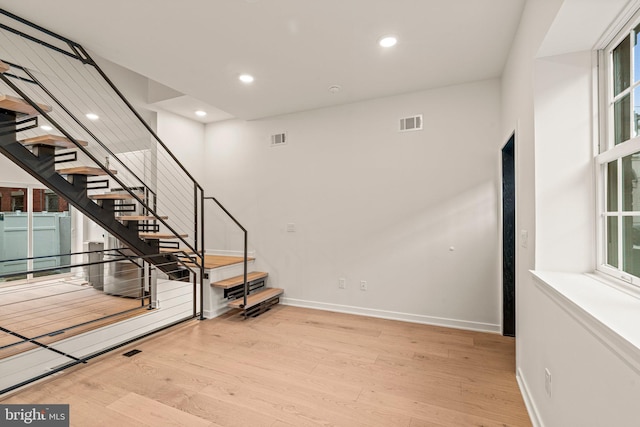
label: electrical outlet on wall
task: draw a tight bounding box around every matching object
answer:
[360,280,367,291]
[520,230,528,248]
[338,278,346,289]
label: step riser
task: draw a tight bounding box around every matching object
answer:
[243,296,280,318]
[224,280,265,300]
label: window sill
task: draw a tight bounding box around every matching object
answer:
[531,270,640,373]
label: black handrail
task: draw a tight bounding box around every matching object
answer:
[0,9,204,274]
[16,63,157,199]
[204,196,248,309]
[0,65,200,262]
[0,8,206,315]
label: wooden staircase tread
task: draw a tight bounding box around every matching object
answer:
[90,192,143,200]
[21,134,89,148]
[0,61,9,73]
[116,215,168,221]
[228,287,283,309]
[181,254,253,269]
[212,271,268,289]
[159,248,192,254]
[58,166,116,176]
[0,94,52,116]
[139,232,187,239]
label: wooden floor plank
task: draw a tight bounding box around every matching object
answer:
[107,392,216,427]
[1,306,531,426]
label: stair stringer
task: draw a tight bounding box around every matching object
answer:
[0,112,183,276]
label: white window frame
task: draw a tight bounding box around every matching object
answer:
[596,8,640,287]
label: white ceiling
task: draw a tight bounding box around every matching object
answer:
[0,0,526,122]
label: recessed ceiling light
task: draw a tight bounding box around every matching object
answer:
[195,110,207,117]
[86,113,99,120]
[239,74,254,84]
[40,125,53,131]
[379,36,398,48]
[328,85,342,94]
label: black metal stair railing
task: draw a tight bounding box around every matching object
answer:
[0,7,220,397]
[0,9,205,288]
[0,247,200,395]
[204,196,248,309]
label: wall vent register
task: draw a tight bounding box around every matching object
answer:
[399,115,423,132]
[270,132,287,146]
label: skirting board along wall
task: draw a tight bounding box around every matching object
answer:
[281,298,501,334]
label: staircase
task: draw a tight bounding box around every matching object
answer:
[0,80,187,279]
[0,9,284,319]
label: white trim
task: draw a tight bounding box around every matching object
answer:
[203,306,231,319]
[595,136,640,164]
[280,298,501,333]
[532,271,640,375]
[517,368,544,427]
[594,0,640,50]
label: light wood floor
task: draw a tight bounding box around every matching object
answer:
[0,275,148,359]
[0,306,531,427]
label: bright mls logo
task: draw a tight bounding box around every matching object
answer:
[0,405,69,426]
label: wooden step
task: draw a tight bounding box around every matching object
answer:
[212,271,268,289]
[139,232,187,240]
[116,215,168,221]
[183,254,254,269]
[228,287,283,309]
[0,94,52,116]
[0,61,9,73]
[90,192,143,200]
[159,248,191,254]
[21,134,88,148]
[58,166,116,176]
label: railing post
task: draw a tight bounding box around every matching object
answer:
[243,230,248,309]
[203,196,248,310]
[200,189,205,320]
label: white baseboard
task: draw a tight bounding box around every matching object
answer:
[517,368,543,427]
[280,298,501,333]
[203,306,231,319]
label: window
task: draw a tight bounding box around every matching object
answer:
[598,15,640,285]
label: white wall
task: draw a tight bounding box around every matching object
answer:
[522,274,640,427]
[205,79,502,331]
[156,110,205,185]
[501,0,564,348]
[502,0,640,425]
[534,50,595,272]
[155,110,205,247]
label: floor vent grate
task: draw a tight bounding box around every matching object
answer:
[122,349,142,357]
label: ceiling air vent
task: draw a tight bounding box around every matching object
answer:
[399,115,423,132]
[270,132,287,147]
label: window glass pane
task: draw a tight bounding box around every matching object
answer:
[614,35,631,96]
[623,216,640,276]
[635,86,640,137]
[607,160,618,211]
[623,154,640,211]
[0,187,28,281]
[615,94,631,145]
[607,216,619,268]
